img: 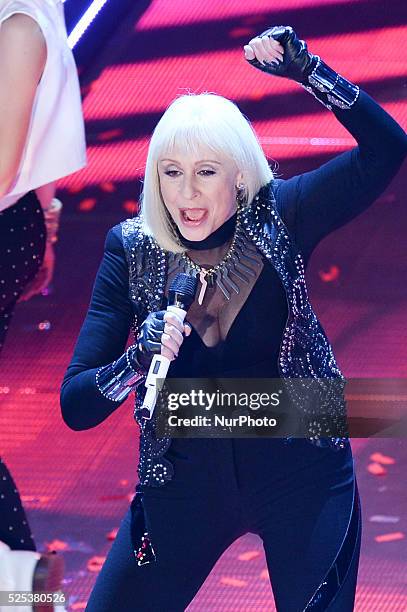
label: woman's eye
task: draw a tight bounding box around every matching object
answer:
[164,169,216,177]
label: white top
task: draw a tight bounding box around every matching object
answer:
[0,0,86,212]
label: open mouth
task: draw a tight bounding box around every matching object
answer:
[180,208,208,225]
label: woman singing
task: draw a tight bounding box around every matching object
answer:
[61,26,406,611]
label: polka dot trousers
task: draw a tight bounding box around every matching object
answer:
[0,191,46,550]
[0,191,46,352]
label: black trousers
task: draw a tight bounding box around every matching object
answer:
[0,192,46,550]
[86,438,361,612]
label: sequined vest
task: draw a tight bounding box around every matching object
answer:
[122,182,348,488]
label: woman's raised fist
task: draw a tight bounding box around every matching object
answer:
[244,26,317,84]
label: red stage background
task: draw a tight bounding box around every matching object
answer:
[1,0,406,609]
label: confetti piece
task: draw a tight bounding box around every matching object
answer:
[375,532,405,543]
[106,529,118,541]
[238,550,261,561]
[369,515,400,524]
[71,603,87,610]
[244,15,267,26]
[319,265,340,282]
[119,479,129,486]
[78,198,97,212]
[260,569,269,580]
[377,486,388,492]
[38,320,51,331]
[98,129,123,142]
[100,181,116,193]
[67,183,84,194]
[123,200,139,214]
[99,494,129,501]
[220,577,248,587]
[45,539,69,551]
[90,79,101,92]
[229,27,254,39]
[87,556,106,572]
[370,452,396,465]
[367,462,387,476]
[249,90,266,101]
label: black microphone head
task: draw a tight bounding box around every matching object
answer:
[168,273,198,309]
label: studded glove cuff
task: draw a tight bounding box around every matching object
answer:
[302,57,360,111]
[95,345,146,402]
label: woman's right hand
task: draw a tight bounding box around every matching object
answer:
[136,310,192,369]
[17,242,55,303]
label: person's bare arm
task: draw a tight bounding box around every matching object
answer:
[0,14,47,197]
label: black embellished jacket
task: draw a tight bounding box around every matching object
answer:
[61,90,407,488]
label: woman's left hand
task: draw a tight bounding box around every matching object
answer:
[18,243,55,303]
[243,25,316,83]
[244,30,285,68]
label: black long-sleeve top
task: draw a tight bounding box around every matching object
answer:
[60,90,407,431]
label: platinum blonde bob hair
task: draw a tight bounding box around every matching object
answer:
[141,93,273,253]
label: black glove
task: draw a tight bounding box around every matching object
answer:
[246,25,317,84]
[133,310,194,370]
[245,25,359,110]
[133,310,167,370]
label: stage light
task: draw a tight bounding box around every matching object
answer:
[67,0,110,49]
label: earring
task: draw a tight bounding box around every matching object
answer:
[236,183,246,211]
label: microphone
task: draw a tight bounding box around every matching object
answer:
[141,273,198,419]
